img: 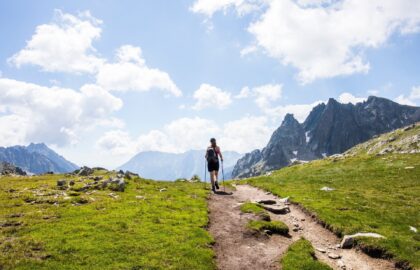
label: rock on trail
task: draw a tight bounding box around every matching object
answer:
[208,185,396,270]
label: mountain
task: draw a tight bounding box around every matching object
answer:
[118,150,243,181]
[232,96,420,178]
[0,143,78,174]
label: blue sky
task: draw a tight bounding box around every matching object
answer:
[1,0,419,168]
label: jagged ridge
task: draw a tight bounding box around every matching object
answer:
[232,96,420,178]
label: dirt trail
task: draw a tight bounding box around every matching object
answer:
[208,185,396,270]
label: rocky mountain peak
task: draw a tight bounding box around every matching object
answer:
[232,96,420,178]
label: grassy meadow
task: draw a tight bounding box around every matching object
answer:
[0,171,215,270]
[241,153,420,268]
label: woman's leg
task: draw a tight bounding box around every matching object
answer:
[210,171,215,187]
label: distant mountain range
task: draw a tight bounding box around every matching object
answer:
[232,96,420,178]
[0,143,78,174]
[118,150,243,181]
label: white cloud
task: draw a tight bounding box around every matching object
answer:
[235,86,251,99]
[194,0,420,83]
[97,115,274,156]
[235,83,282,109]
[265,101,324,123]
[192,83,232,110]
[219,116,273,152]
[409,86,420,100]
[96,45,182,97]
[9,10,104,74]
[190,0,263,17]
[338,92,367,104]
[395,95,416,106]
[240,45,258,57]
[253,84,282,109]
[96,117,221,155]
[394,86,420,106]
[0,78,123,147]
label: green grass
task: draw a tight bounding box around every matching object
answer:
[240,202,270,221]
[281,238,332,270]
[247,220,289,235]
[0,172,215,270]
[242,153,420,268]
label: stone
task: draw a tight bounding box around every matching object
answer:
[340,233,385,249]
[320,186,335,191]
[279,197,290,203]
[159,188,167,192]
[327,252,341,259]
[261,204,290,214]
[405,166,414,169]
[257,199,277,205]
[337,260,346,269]
[77,166,94,176]
[315,247,327,253]
[69,180,75,186]
[0,162,27,176]
[135,195,145,200]
[57,179,67,188]
[409,226,417,233]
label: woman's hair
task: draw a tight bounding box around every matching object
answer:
[210,138,217,147]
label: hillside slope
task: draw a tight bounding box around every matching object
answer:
[0,143,78,174]
[0,171,214,269]
[240,124,420,268]
[233,96,420,178]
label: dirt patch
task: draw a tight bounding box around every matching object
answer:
[208,185,397,270]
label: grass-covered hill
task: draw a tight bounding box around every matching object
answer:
[240,123,420,269]
[0,170,214,270]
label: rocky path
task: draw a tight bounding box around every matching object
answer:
[207,185,396,270]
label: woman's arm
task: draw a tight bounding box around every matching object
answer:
[217,147,223,161]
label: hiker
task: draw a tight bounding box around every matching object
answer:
[206,138,223,193]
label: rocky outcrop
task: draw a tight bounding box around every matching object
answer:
[0,162,27,176]
[232,96,420,178]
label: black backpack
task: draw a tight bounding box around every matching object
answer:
[206,147,218,163]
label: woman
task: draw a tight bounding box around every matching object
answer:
[205,138,223,193]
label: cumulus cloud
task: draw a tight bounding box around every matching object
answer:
[97,115,274,156]
[9,10,104,74]
[253,84,282,109]
[193,0,420,83]
[338,92,367,104]
[190,0,263,17]
[394,86,420,106]
[192,83,232,110]
[265,101,324,123]
[235,84,282,108]
[0,78,123,146]
[96,45,182,97]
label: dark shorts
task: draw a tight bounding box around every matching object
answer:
[208,160,219,172]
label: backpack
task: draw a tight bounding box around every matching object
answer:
[206,147,218,163]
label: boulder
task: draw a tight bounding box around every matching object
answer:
[0,162,27,176]
[57,179,67,189]
[77,166,94,176]
[261,204,290,214]
[340,232,384,248]
[327,252,341,259]
[320,186,335,191]
[257,199,277,205]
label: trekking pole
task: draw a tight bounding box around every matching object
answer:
[204,160,207,189]
[221,160,225,192]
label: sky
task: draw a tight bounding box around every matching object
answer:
[1,0,420,168]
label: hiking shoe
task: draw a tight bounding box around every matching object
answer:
[212,185,216,193]
[215,181,220,190]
